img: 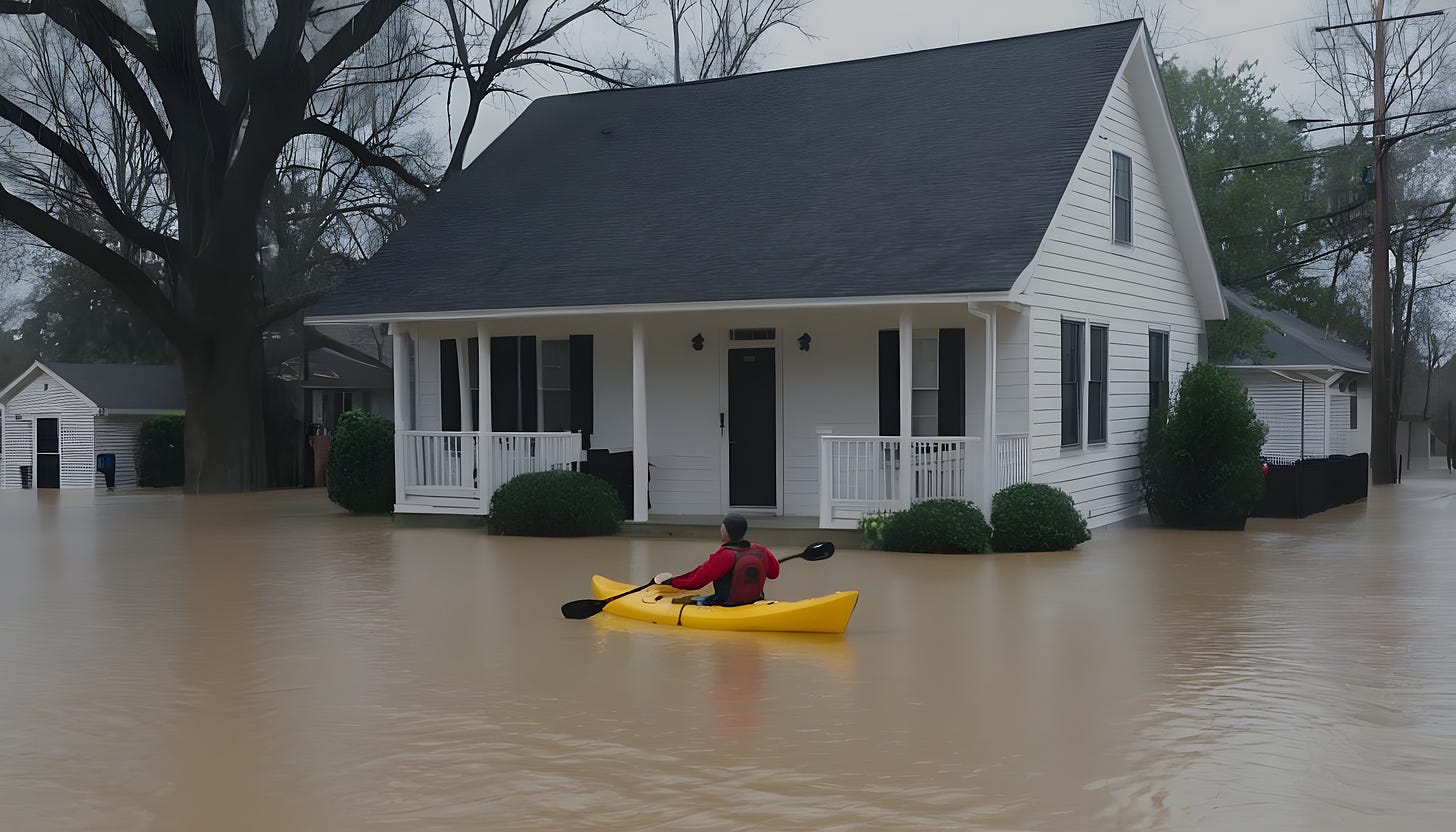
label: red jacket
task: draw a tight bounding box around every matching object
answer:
[666,543,780,591]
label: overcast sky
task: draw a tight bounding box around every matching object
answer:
[460,0,1401,159]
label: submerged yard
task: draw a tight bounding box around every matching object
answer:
[1,478,1454,830]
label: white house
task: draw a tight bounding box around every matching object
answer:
[0,362,184,489]
[305,20,1225,530]
[1219,290,1371,462]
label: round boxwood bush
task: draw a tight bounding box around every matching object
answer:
[1140,362,1268,530]
[878,499,992,554]
[488,470,625,537]
[327,410,395,514]
[137,414,185,487]
[990,482,1090,552]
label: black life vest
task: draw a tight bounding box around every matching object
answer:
[712,542,770,607]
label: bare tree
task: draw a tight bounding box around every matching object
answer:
[426,0,648,179]
[654,0,811,83]
[1089,0,1185,55]
[0,1,436,492]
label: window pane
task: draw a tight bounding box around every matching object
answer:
[1113,153,1133,244]
[912,336,938,389]
[542,390,571,432]
[1062,321,1082,446]
[1114,197,1132,243]
[911,415,938,438]
[912,390,938,419]
[541,339,570,389]
[1062,382,1080,446]
[1090,326,1108,443]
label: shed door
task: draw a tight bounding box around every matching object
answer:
[36,418,60,489]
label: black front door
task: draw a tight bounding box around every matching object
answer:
[728,348,776,508]
[36,418,60,489]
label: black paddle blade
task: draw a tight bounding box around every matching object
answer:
[560,599,606,620]
[801,541,835,561]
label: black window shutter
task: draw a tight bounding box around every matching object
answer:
[519,336,538,432]
[878,330,899,436]
[467,337,479,430]
[569,335,594,448]
[938,328,965,436]
[490,336,520,432]
[440,340,462,432]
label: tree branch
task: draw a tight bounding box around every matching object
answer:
[259,288,330,327]
[307,0,410,86]
[0,181,190,346]
[0,91,185,266]
[300,117,435,193]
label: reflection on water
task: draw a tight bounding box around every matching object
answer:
[1,479,1455,830]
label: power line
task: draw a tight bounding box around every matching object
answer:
[1164,16,1321,48]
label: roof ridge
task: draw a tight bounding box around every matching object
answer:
[539,18,1145,101]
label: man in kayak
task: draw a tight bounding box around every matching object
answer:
[653,514,780,606]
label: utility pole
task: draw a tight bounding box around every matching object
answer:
[1314,3,1446,484]
[1372,0,1392,485]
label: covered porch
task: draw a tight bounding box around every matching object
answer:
[384,300,1032,528]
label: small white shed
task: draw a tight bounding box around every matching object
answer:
[1219,290,1371,462]
[0,362,184,489]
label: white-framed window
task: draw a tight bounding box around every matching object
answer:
[540,339,571,432]
[1089,324,1109,444]
[1112,151,1133,245]
[911,331,939,437]
[1061,319,1083,447]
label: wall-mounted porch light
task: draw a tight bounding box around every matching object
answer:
[691,333,704,351]
[798,332,811,351]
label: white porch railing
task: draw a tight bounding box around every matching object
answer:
[818,436,985,528]
[818,433,1033,528]
[995,434,1031,489]
[398,431,583,514]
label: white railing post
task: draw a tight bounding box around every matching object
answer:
[392,327,411,509]
[477,323,491,506]
[818,434,832,528]
[898,312,913,507]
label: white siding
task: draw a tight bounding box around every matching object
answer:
[996,306,1031,435]
[1024,68,1207,527]
[1,371,98,489]
[93,415,146,488]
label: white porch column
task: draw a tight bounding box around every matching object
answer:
[477,324,492,501]
[632,319,649,522]
[898,310,913,506]
[984,309,998,501]
[455,337,472,435]
[391,326,412,508]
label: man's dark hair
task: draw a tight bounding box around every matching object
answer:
[722,513,749,542]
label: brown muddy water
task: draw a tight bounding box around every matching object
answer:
[2,479,1455,831]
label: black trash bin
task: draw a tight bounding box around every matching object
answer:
[20,464,32,490]
[96,453,117,491]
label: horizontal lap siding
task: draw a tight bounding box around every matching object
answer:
[4,373,98,489]
[1,408,28,488]
[94,416,145,488]
[996,307,1030,435]
[1027,71,1205,527]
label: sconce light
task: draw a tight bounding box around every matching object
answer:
[691,333,704,351]
[798,333,811,352]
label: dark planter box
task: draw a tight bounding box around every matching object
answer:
[1251,453,1369,519]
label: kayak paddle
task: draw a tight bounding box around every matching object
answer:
[560,541,835,620]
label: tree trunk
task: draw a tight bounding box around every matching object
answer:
[181,324,269,493]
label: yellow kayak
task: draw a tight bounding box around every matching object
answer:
[590,575,859,634]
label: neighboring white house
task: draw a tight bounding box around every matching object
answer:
[0,362,184,489]
[1219,289,1371,462]
[305,20,1226,530]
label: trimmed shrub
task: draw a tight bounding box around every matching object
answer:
[877,499,992,554]
[990,482,1090,552]
[1139,362,1268,530]
[327,410,395,514]
[858,511,891,550]
[488,469,625,537]
[137,415,185,487]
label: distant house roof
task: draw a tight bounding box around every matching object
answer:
[1220,289,1370,373]
[0,361,184,413]
[310,20,1149,320]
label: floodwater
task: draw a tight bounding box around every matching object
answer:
[2,480,1455,831]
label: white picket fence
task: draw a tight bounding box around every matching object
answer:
[398,431,583,514]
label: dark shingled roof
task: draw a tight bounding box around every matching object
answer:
[1221,290,1370,372]
[312,20,1145,318]
[47,363,185,412]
